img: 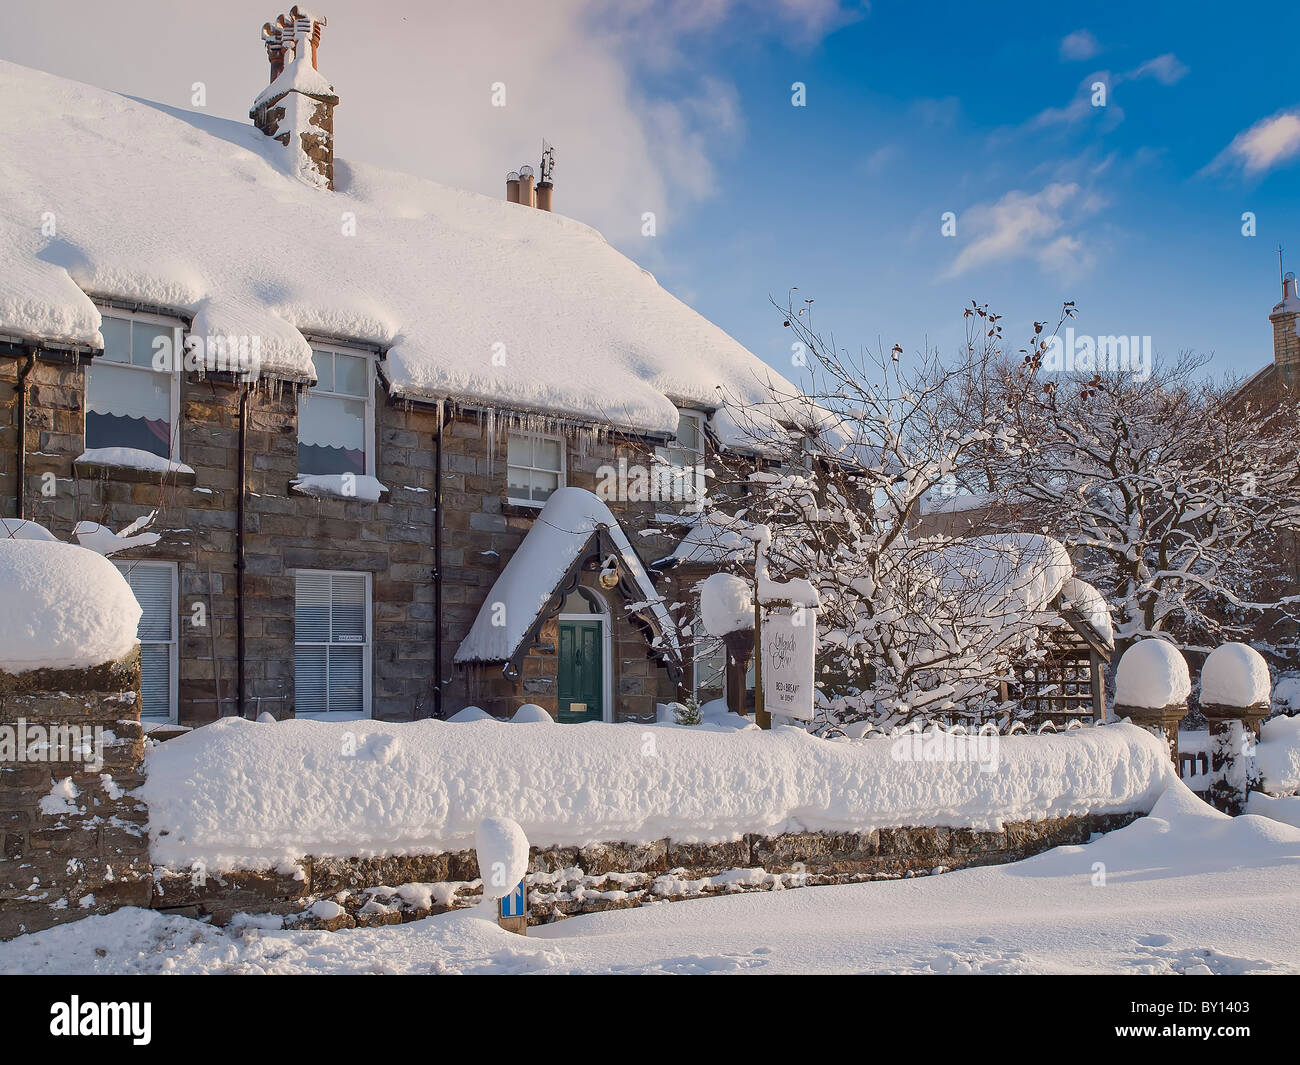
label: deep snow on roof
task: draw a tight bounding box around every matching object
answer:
[0,61,790,435]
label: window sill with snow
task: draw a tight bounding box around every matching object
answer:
[290,473,388,503]
[74,447,197,486]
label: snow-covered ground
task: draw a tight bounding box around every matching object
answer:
[5,781,1297,975]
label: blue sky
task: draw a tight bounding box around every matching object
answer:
[3,1,1297,385]
[631,1,1300,384]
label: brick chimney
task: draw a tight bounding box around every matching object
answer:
[250,6,338,190]
[505,144,555,211]
[1270,271,1300,384]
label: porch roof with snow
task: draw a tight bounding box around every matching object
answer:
[0,60,795,439]
[454,489,681,678]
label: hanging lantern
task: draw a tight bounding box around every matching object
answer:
[598,553,620,589]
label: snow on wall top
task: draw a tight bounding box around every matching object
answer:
[0,61,790,436]
[454,487,677,665]
[0,540,141,672]
[141,716,1172,871]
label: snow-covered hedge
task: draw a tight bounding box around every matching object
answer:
[142,717,1172,871]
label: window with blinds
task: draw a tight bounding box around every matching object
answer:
[294,570,371,717]
[114,561,177,721]
[86,313,181,461]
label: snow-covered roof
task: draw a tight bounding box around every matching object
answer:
[0,60,793,436]
[0,540,141,672]
[1060,577,1114,647]
[455,488,679,668]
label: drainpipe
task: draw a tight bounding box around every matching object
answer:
[432,405,444,718]
[236,383,249,719]
[14,349,36,520]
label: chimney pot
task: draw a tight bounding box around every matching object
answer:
[506,171,521,204]
[517,166,535,208]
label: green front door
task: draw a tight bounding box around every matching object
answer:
[558,620,603,723]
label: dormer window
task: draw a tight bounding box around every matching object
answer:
[298,346,375,476]
[655,408,707,506]
[659,409,705,469]
[84,311,182,461]
[507,431,564,506]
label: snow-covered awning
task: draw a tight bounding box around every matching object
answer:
[455,488,681,676]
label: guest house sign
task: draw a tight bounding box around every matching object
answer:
[759,604,817,722]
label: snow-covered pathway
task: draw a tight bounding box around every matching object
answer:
[3,783,1297,975]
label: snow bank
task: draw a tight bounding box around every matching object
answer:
[0,61,788,435]
[1114,639,1190,709]
[142,717,1172,871]
[0,540,141,672]
[1200,642,1271,707]
[1257,714,1300,796]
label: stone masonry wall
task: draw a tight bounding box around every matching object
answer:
[0,650,149,940]
[1,349,720,725]
[0,355,441,724]
[150,809,1143,929]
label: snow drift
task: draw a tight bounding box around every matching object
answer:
[142,717,1172,871]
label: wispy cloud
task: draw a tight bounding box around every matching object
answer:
[1015,52,1186,135]
[1126,53,1188,85]
[1209,107,1300,176]
[941,183,1103,280]
[1059,30,1100,62]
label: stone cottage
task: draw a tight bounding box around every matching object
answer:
[0,10,792,728]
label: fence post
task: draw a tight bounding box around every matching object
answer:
[1200,643,1272,815]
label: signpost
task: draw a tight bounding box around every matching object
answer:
[759,604,817,722]
[497,878,528,936]
[752,537,818,728]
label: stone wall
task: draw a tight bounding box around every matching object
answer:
[1,352,705,725]
[1,355,442,724]
[0,650,149,940]
[150,810,1142,929]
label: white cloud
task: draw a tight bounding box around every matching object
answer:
[941,183,1102,280]
[1211,108,1300,176]
[1125,53,1188,85]
[1059,30,1100,62]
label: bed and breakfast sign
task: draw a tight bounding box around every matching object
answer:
[759,605,817,721]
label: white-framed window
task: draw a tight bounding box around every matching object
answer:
[658,409,706,469]
[656,409,707,505]
[298,346,375,477]
[507,431,564,506]
[294,569,372,718]
[85,310,183,461]
[114,560,178,723]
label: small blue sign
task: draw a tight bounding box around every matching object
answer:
[499,879,527,918]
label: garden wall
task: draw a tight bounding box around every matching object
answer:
[0,651,150,939]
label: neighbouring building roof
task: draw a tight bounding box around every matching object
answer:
[0,60,793,437]
[454,488,680,674]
